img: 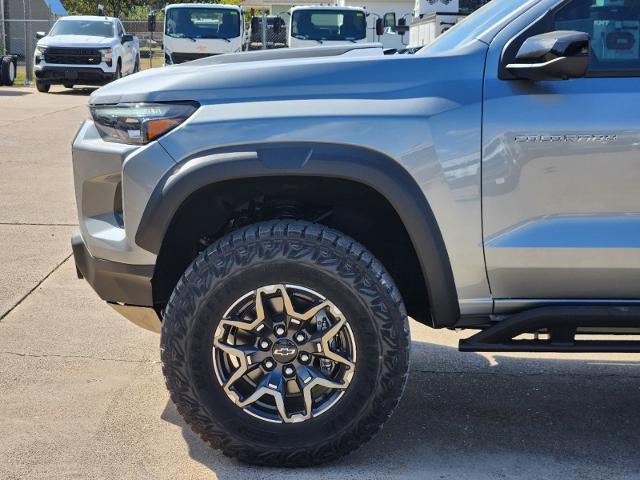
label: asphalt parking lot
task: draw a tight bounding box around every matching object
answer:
[1,85,640,480]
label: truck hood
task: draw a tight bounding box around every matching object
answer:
[90,44,390,105]
[40,35,115,49]
[89,41,485,106]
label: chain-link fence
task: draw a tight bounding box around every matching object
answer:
[2,19,52,57]
[247,15,287,50]
[121,20,163,67]
[1,18,54,83]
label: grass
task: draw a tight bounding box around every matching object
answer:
[12,54,164,88]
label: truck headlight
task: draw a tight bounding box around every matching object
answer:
[35,46,46,62]
[99,47,113,66]
[90,102,199,145]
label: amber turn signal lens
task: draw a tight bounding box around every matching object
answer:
[146,118,182,141]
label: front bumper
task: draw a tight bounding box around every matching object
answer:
[72,232,161,332]
[35,65,116,85]
[71,120,176,333]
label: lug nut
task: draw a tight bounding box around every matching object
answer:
[283,365,296,377]
[259,339,271,350]
[264,359,275,370]
[299,352,311,363]
[295,332,306,344]
[275,325,286,337]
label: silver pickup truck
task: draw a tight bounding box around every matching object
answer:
[70,0,640,467]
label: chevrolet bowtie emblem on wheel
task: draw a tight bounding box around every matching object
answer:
[273,346,296,356]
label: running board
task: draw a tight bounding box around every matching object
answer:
[459,306,640,353]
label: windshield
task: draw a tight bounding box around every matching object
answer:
[165,7,241,39]
[49,19,114,37]
[423,0,535,54]
[291,9,366,42]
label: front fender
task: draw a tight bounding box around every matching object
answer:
[135,142,460,328]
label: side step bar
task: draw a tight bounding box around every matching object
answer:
[459,306,640,353]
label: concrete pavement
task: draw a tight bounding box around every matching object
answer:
[1,86,640,479]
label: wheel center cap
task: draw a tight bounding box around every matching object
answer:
[272,338,298,364]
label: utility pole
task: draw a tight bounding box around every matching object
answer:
[0,0,6,55]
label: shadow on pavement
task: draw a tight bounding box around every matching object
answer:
[50,87,98,96]
[161,340,640,479]
[0,89,32,96]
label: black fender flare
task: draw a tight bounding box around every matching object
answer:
[136,142,460,328]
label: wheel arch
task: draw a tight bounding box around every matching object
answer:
[137,142,460,328]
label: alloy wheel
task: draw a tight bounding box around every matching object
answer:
[212,284,357,424]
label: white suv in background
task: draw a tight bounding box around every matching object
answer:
[34,16,139,92]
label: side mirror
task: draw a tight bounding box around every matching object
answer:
[273,18,282,34]
[36,31,46,40]
[122,34,134,43]
[507,30,590,81]
[375,18,384,36]
[383,12,396,30]
[147,13,156,33]
[397,18,409,35]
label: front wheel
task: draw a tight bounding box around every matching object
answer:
[113,61,121,81]
[35,80,50,93]
[161,220,410,467]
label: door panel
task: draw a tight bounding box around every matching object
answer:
[482,0,640,300]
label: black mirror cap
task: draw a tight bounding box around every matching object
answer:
[507,30,590,81]
[122,34,135,43]
[35,31,46,40]
[273,18,282,34]
[375,18,385,36]
[517,30,590,60]
[147,13,156,33]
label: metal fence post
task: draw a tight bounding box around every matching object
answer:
[261,11,266,50]
[0,0,6,55]
[23,0,34,83]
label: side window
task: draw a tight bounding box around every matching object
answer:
[554,0,640,74]
[116,22,124,38]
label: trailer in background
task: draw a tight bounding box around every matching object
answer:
[403,0,491,49]
[407,11,466,49]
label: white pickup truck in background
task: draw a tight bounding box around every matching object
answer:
[34,16,139,93]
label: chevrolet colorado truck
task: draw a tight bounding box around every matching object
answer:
[71,0,640,467]
[34,16,139,92]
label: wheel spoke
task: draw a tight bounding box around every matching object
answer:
[219,285,278,332]
[213,339,258,393]
[318,311,355,370]
[288,365,348,422]
[280,285,332,322]
[236,370,291,423]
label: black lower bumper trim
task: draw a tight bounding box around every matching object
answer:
[36,66,116,85]
[71,232,154,306]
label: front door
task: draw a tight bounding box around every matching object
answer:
[481,0,640,307]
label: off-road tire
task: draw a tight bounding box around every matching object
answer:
[161,220,410,467]
[1,56,15,86]
[36,80,50,93]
